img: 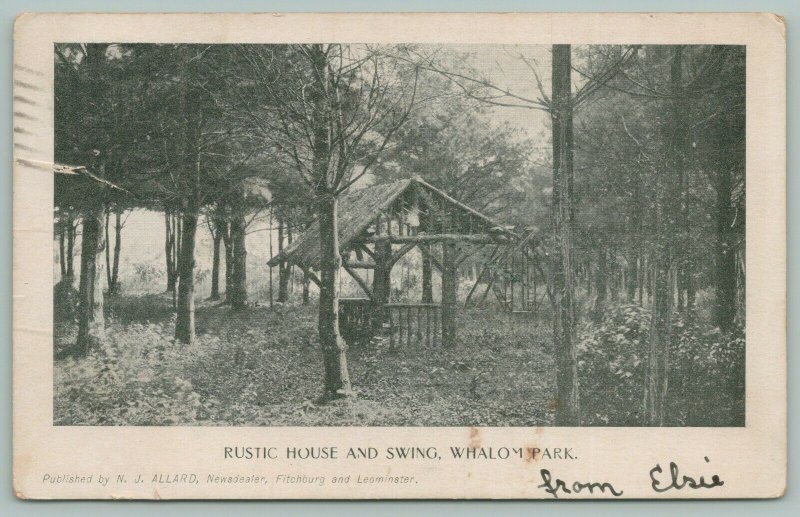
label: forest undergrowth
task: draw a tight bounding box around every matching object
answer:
[54,293,744,427]
[54,294,555,426]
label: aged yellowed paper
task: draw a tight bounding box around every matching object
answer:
[13,12,785,499]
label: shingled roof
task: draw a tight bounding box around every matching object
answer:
[268,176,513,270]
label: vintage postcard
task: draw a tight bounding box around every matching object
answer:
[13,12,785,499]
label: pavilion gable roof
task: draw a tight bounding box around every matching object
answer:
[268,176,514,269]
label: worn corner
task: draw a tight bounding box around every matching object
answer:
[13,12,48,35]
[764,13,786,41]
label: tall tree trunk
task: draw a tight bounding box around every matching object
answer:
[709,46,744,331]
[685,267,696,319]
[210,212,228,301]
[105,204,112,288]
[735,249,745,325]
[66,215,75,281]
[73,44,109,354]
[302,270,310,305]
[639,256,646,306]
[632,171,644,305]
[165,210,177,293]
[645,45,685,424]
[174,73,202,343]
[210,228,222,300]
[626,252,638,303]
[672,46,695,321]
[229,210,248,310]
[550,44,580,426]
[715,167,737,331]
[175,215,182,282]
[268,208,274,308]
[277,216,289,302]
[309,43,352,400]
[645,257,673,426]
[175,205,198,344]
[75,203,106,354]
[58,226,67,278]
[316,193,352,399]
[171,213,181,310]
[610,261,620,303]
[108,208,122,295]
[288,223,295,299]
[593,247,607,321]
[221,220,233,298]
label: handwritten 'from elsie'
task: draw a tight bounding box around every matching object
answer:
[537,457,724,498]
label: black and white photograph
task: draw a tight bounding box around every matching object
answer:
[49,42,747,428]
[11,11,787,501]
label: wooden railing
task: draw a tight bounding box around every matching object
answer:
[338,298,374,345]
[339,299,442,347]
[385,303,442,347]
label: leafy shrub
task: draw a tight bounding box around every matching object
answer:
[578,304,745,426]
[577,304,650,425]
[669,320,745,426]
[54,279,79,322]
[132,261,164,286]
[54,321,212,425]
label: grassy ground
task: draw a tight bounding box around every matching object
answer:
[54,294,555,426]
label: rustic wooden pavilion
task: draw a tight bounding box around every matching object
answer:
[268,176,528,347]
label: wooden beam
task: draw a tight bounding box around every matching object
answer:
[357,243,375,259]
[492,281,509,310]
[389,242,418,267]
[478,273,495,306]
[464,247,499,307]
[300,267,321,287]
[343,264,374,300]
[418,244,443,272]
[412,177,516,238]
[454,243,488,267]
[384,210,393,236]
[361,233,508,245]
[464,268,486,307]
[342,260,376,269]
[532,258,555,304]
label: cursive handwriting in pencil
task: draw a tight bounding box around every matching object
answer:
[649,456,724,493]
[537,468,624,499]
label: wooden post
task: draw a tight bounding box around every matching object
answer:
[421,243,433,303]
[406,307,412,345]
[434,306,441,346]
[398,306,404,345]
[416,306,422,341]
[388,307,395,348]
[441,241,458,347]
[426,307,431,346]
[372,214,392,330]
